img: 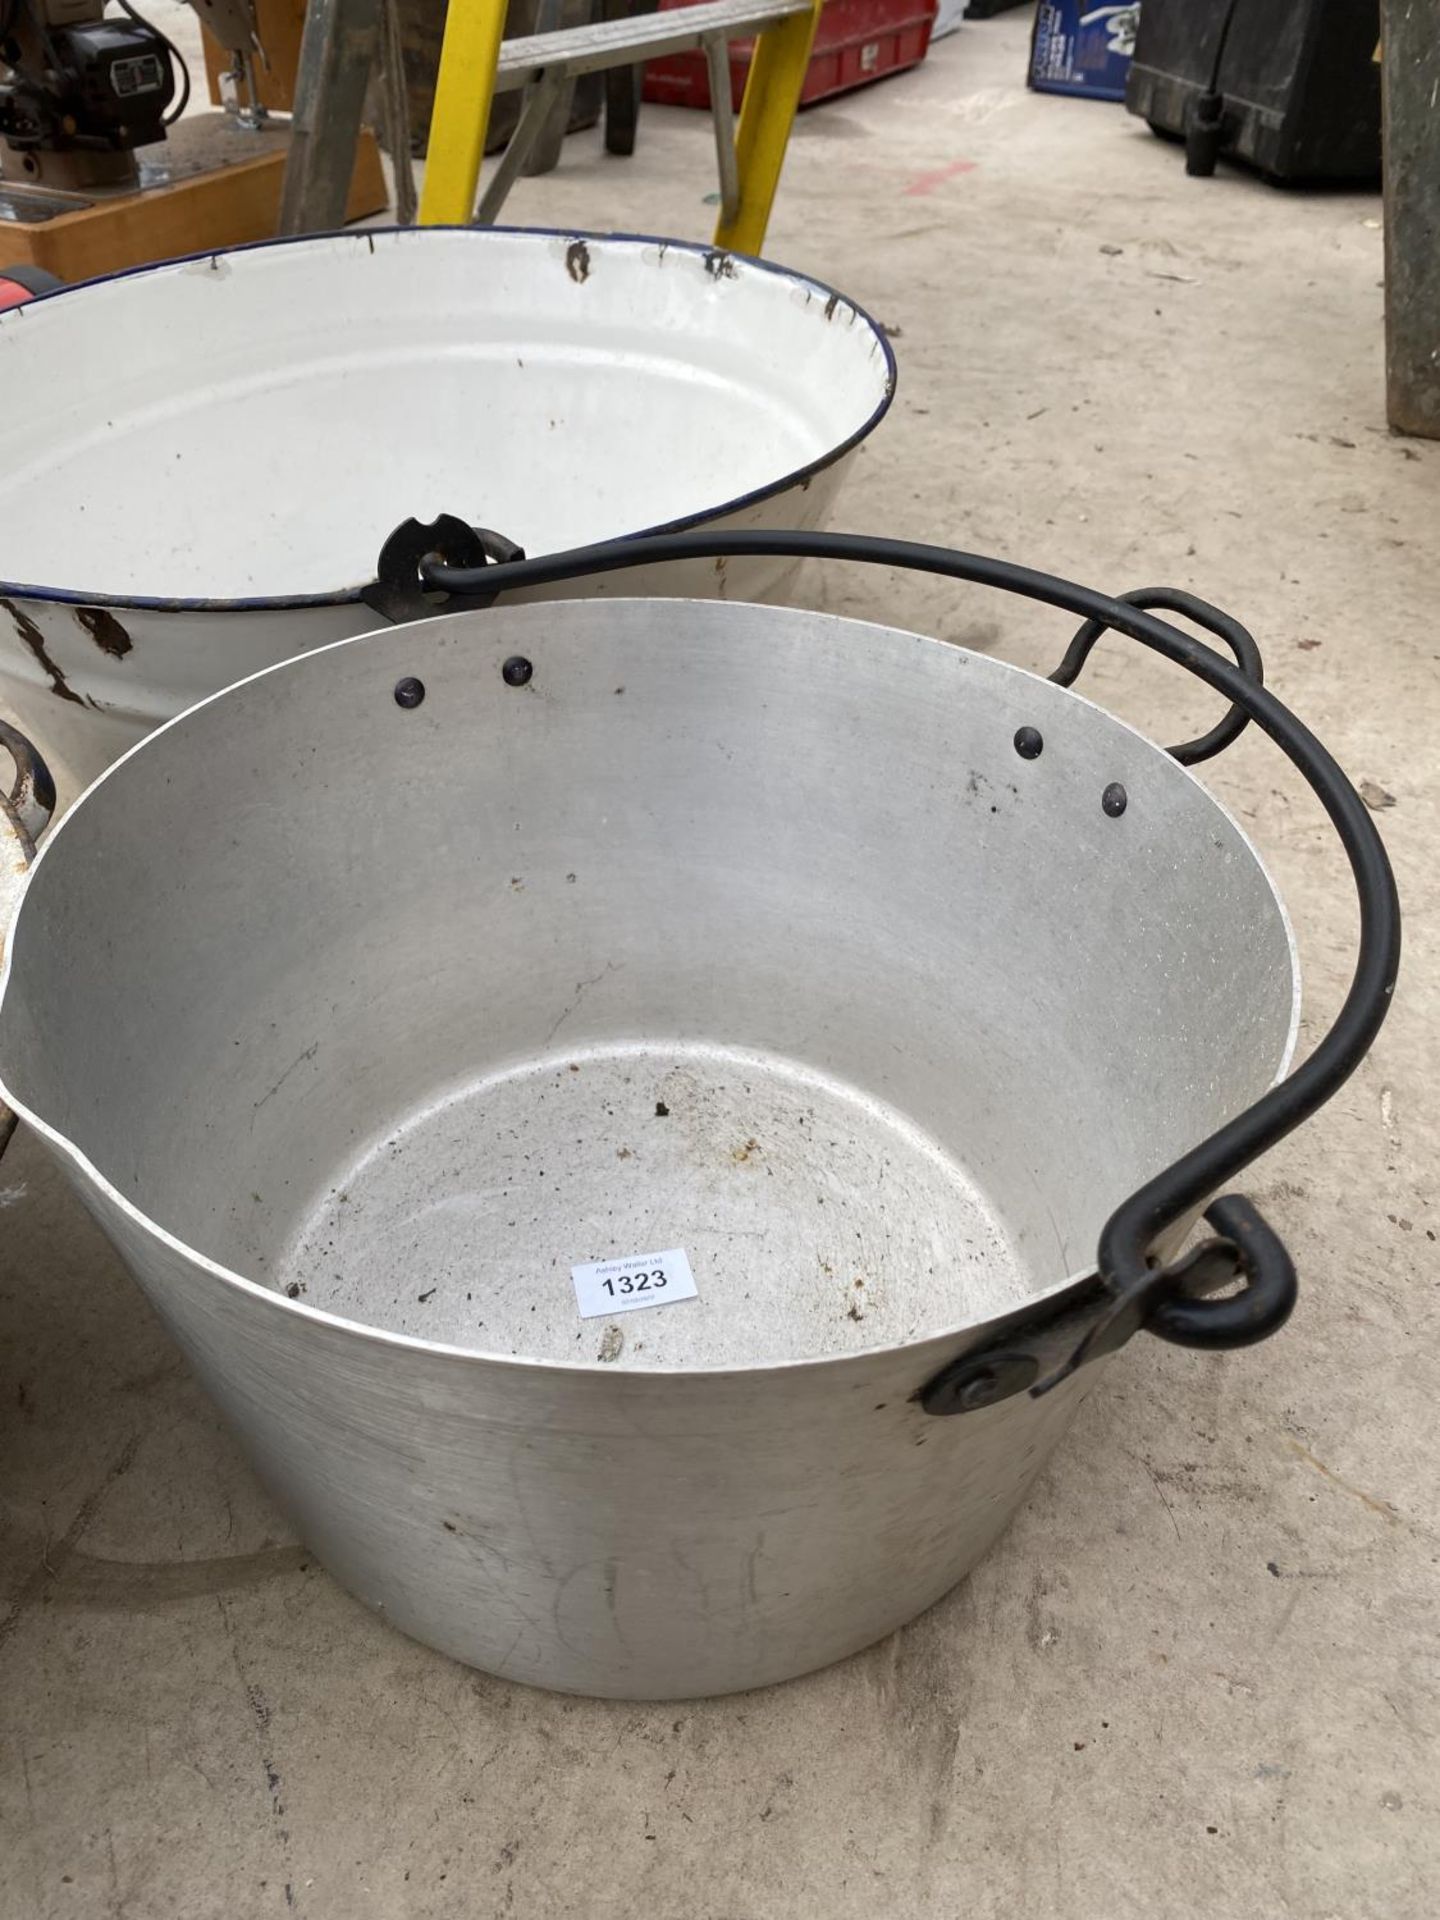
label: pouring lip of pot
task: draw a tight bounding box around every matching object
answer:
[0,225,898,616]
[0,598,1303,1387]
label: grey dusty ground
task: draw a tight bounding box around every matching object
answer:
[2,14,1437,1919]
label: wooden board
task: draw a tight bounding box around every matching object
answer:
[0,124,386,282]
[200,0,310,112]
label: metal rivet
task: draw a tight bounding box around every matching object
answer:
[956,1370,1001,1411]
[920,1349,1041,1417]
[393,676,425,709]
[1014,726,1044,760]
[502,655,534,687]
[1102,781,1128,817]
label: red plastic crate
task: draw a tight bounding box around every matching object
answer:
[642,0,939,113]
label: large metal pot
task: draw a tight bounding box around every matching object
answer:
[0,227,893,802]
[0,533,1398,1699]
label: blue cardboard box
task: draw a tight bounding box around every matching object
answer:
[1029,2,1140,100]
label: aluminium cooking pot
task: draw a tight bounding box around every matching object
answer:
[0,531,1399,1698]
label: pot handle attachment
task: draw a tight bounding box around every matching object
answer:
[0,715,56,862]
[416,528,1401,1407]
[2,716,56,1161]
[1050,586,1263,766]
[363,516,526,624]
[918,1196,1299,1416]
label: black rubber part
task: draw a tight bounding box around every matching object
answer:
[0,263,65,297]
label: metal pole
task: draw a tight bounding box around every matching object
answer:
[278,0,387,236]
[703,33,740,227]
[1383,0,1440,437]
[379,0,419,224]
[475,68,568,221]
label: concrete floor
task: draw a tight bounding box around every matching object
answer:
[3,15,1437,1918]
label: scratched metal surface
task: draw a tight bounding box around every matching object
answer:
[275,1041,1032,1365]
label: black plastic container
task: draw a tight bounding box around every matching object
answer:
[1126,0,1381,184]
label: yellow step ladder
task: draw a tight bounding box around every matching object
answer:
[419,0,823,257]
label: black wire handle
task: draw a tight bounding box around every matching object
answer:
[420,528,1401,1390]
[0,715,56,865]
[1051,585,1263,766]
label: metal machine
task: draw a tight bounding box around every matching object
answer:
[0,0,180,188]
[0,0,265,192]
